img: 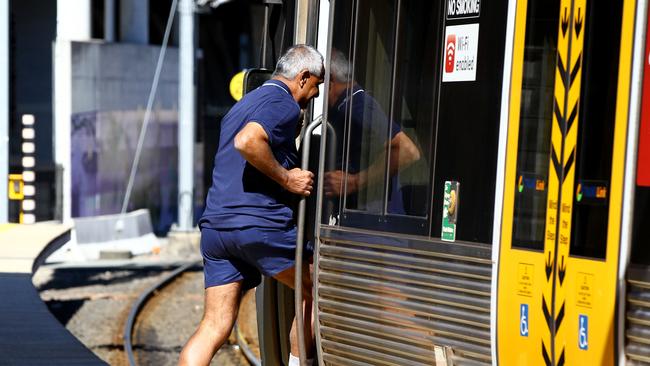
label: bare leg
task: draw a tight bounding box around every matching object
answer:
[273,264,312,301]
[290,300,314,358]
[179,281,243,366]
[274,264,315,359]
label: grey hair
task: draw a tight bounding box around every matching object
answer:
[272,44,324,79]
[330,49,352,83]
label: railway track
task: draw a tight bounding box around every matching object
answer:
[123,261,261,366]
[35,258,261,366]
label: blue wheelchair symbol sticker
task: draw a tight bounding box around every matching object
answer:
[520,304,529,337]
[579,315,588,350]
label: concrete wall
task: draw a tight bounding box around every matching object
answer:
[66,41,195,235]
[71,41,178,113]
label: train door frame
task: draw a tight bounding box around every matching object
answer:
[311,1,333,364]
[619,1,650,363]
[496,0,638,364]
[311,7,334,353]
[491,0,519,362]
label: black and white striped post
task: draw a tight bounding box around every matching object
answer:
[21,114,35,224]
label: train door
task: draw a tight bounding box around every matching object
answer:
[313,0,509,364]
[497,0,636,365]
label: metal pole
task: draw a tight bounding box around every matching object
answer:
[55,0,91,223]
[57,0,92,41]
[0,0,7,223]
[178,0,195,231]
[261,4,269,68]
[104,0,115,42]
[119,0,149,44]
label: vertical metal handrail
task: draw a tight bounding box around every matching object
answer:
[295,117,323,366]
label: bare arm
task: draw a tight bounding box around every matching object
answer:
[388,131,421,175]
[357,131,421,188]
[234,122,314,196]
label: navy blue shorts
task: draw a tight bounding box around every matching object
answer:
[200,226,313,291]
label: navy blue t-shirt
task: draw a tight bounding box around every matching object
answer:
[200,79,301,230]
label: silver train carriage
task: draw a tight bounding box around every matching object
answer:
[246,0,650,364]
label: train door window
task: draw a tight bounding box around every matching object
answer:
[323,0,438,235]
[323,0,355,223]
[386,1,440,217]
[342,0,396,215]
[568,1,623,259]
[510,0,560,250]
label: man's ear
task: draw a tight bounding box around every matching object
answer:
[298,69,311,87]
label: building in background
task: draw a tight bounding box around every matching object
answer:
[2,0,294,235]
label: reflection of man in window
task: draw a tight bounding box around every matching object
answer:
[324,49,420,215]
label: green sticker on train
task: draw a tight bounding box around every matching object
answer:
[442,181,459,242]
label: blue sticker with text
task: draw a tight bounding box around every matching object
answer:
[520,304,529,337]
[579,315,588,350]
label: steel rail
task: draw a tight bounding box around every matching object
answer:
[123,260,200,366]
[235,322,263,366]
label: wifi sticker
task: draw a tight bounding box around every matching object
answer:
[445,34,456,73]
[442,23,480,82]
